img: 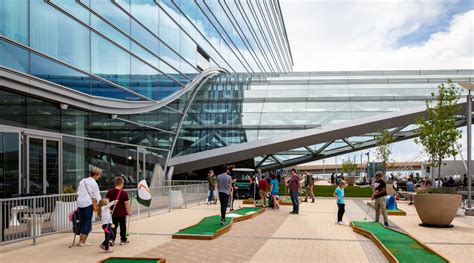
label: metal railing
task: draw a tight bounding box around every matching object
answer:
[0,182,207,245]
[162,180,207,187]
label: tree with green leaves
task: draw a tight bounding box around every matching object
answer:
[342,160,358,175]
[375,128,394,170]
[415,81,461,180]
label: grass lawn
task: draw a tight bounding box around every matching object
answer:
[279,184,372,197]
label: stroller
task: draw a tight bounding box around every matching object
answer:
[68,209,81,248]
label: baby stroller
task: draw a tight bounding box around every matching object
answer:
[68,209,81,248]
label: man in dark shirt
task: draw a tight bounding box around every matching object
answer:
[106,177,131,245]
[289,169,301,214]
[372,171,388,227]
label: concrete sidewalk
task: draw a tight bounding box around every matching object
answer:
[1,198,472,262]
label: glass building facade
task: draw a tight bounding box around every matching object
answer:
[0,1,472,199]
[0,0,292,198]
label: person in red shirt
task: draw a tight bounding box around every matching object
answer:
[258,176,270,208]
[106,177,131,245]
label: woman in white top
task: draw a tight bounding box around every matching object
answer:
[76,167,102,246]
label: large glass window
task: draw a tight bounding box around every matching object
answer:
[0,89,26,128]
[0,0,28,45]
[130,0,159,35]
[30,0,90,71]
[0,39,29,73]
[91,33,131,90]
[26,97,61,133]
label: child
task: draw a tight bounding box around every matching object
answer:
[270,173,280,209]
[98,199,117,253]
[333,180,347,225]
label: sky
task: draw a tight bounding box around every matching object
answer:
[280,0,474,165]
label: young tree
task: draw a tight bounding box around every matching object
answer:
[415,81,461,180]
[375,128,394,170]
[342,160,358,175]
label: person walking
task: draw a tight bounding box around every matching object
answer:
[207,169,217,204]
[216,165,232,225]
[256,169,264,182]
[270,173,280,209]
[98,199,117,253]
[258,175,270,207]
[76,167,102,246]
[289,169,301,214]
[406,177,415,205]
[330,173,335,186]
[106,177,131,246]
[304,171,315,203]
[372,171,389,227]
[333,180,347,224]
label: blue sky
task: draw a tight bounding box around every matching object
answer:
[397,0,474,47]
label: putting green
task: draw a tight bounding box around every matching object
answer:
[174,207,263,238]
[352,221,447,263]
[366,202,406,216]
[102,258,164,263]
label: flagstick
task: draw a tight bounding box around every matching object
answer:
[137,201,140,256]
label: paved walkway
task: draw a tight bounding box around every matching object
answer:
[1,198,472,262]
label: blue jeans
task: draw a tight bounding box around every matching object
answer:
[290,191,299,213]
[78,205,93,235]
[208,188,214,202]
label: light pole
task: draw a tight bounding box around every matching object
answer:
[335,156,338,173]
[322,159,325,176]
[459,81,473,209]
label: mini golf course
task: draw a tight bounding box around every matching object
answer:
[99,257,165,263]
[242,197,301,206]
[351,221,448,263]
[172,207,264,240]
[367,202,407,216]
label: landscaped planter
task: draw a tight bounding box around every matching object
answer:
[414,193,461,227]
[345,176,357,186]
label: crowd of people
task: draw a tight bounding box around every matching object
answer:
[75,165,397,253]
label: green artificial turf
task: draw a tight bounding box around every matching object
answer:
[175,207,262,236]
[278,185,372,197]
[103,259,159,263]
[352,221,447,263]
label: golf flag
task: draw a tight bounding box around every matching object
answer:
[137,179,152,207]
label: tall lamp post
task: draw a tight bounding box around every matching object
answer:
[459,81,473,209]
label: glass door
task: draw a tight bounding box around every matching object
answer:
[26,135,61,194]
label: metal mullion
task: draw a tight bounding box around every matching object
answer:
[268,0,293,69]
[0,35,154,102]
[220,0,266,72]
[234,0,275,72]
[253,0,285,72]
[201,0,254,72]
[218,0,264,72]
[46,0,187,86]
[42,139,46,194]
[168,0,236,72]
[194,0,251,73]
[110,0,199,73]
[73,0,191,83]
[256,0,287,72]
[246,0,282,72]
[265,0,291,71]
[273,0,294,67]
[115,117,176,135]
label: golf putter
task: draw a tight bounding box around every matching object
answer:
[363,203,372,220]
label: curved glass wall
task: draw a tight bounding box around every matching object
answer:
[0,0,292,103]
[173,70,473,169]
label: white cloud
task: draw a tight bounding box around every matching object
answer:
[281,0,474,71]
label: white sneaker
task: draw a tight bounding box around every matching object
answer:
[337,221,344,225]
[78,241,92,247]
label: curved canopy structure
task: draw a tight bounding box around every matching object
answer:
[168,70,473,174]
